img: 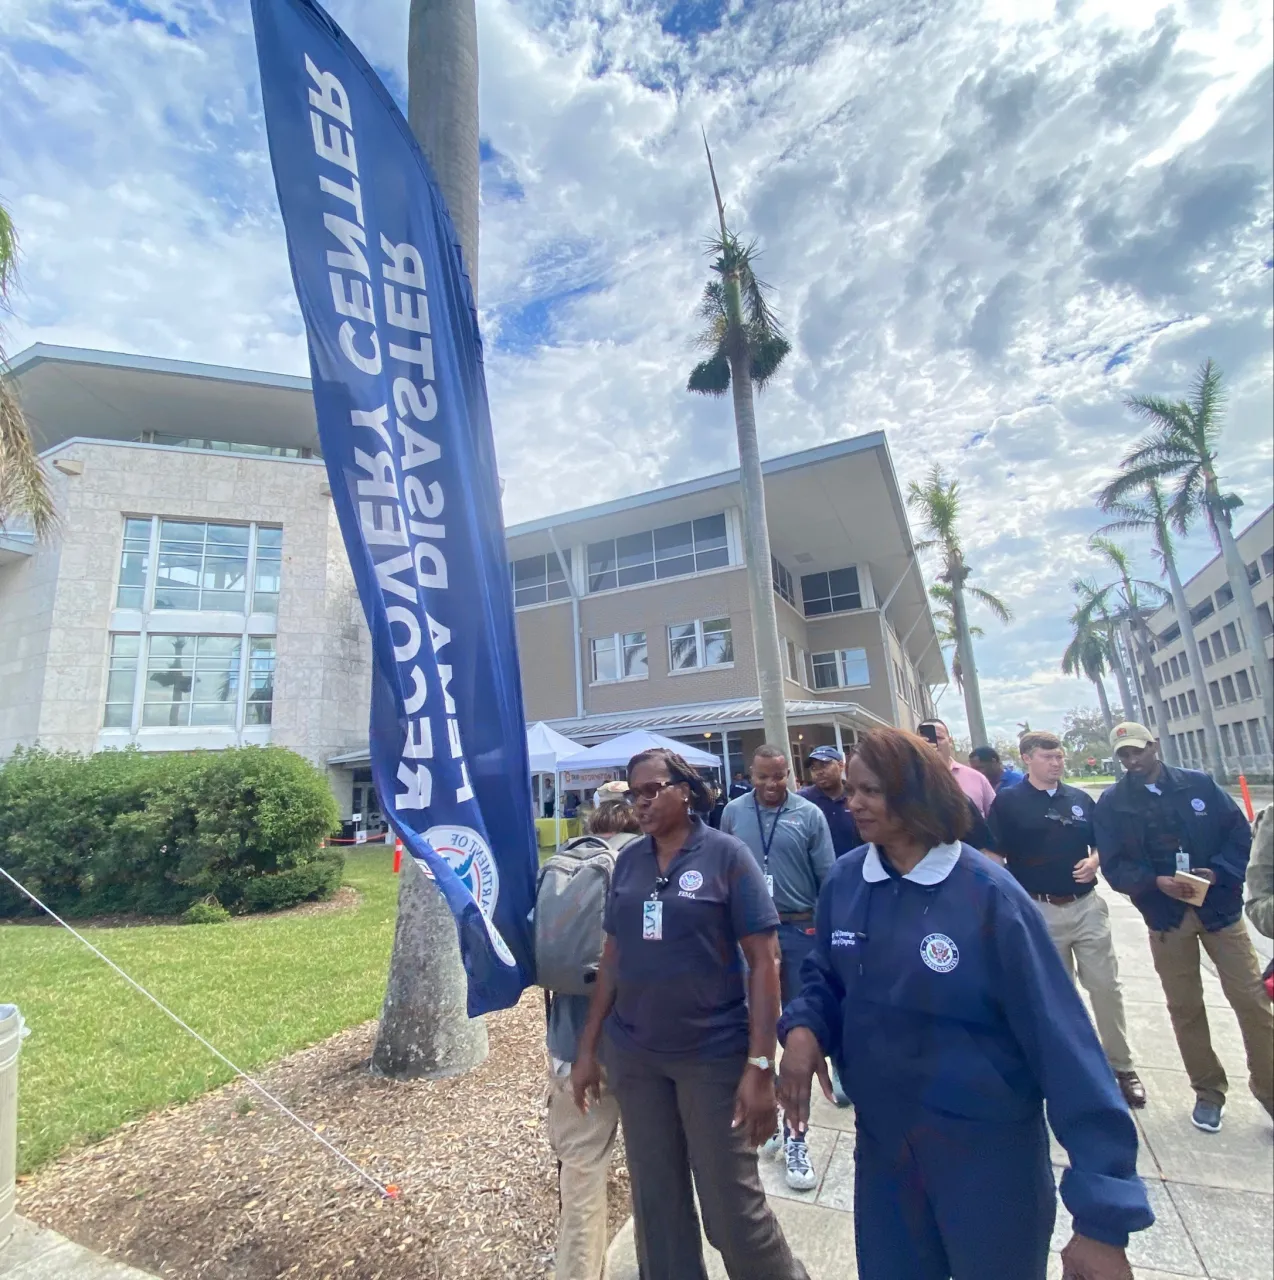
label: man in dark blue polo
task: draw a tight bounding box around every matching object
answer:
[1095,721,1271,1134]
[798,746,861,857]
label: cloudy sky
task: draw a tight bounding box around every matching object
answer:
[2,0,1271,740]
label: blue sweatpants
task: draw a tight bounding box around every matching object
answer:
[853,1113,1055,1280]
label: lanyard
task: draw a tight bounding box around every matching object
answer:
[754,796,788,874]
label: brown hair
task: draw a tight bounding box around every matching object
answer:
[1019,731,1063,755]
[855,727,972,847]
[588,800,641,835]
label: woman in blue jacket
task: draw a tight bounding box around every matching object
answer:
[778,728,1152,1280]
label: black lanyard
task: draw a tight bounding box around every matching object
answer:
[754,796,788,874]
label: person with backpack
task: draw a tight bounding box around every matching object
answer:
[539,800,641,1280]
[571,748,810,1280]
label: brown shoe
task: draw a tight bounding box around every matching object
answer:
[1116,1070,1146,1109]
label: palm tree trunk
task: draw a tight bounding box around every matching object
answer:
[1118,619,1148,723]
[372,0,489,1080]
[1092,675,1114,735]
[950,574,989,747]
[1209,505,1273,742]
[1129,612,1179,766]
[1105,623,1135,721]
[407,0,480,291]
[1161,542,1227,781]
[728,351,789,755]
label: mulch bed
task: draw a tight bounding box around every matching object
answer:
[18,998,630,1279]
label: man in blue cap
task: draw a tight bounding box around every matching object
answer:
[799,745,862,858]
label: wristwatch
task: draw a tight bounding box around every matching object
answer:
[747,1055,774,1072]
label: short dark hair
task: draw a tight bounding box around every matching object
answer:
[627,748,713,814]
[588,800,640,835]
[917,718,948,734]
[855,728,971,847]
[968,745,1000,763]
[752,744,788,766]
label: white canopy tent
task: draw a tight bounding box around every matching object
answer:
[526,722,583,843]
[556,729,722,773]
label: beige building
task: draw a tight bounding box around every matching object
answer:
[1,345,943,819]
[1141,505,1273,774]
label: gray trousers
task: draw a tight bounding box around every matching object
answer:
[606,1040,809,1280]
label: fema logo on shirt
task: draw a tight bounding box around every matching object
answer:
[1191,798,1206,813]
[920,932,960,973]
[422,825,515,965]
[678,870,704,893]
[1072,804,1085,819]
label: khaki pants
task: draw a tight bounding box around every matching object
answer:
[546,1065,620,1280]
[1036,892,1134,1073]
[1147,911,1274,1114]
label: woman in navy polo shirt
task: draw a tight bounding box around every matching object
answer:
[571,748,809,1280]
[777,728,1152,1280]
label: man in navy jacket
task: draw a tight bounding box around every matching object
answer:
[1094,721,1272,1134]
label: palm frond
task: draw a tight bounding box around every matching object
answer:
[1189,358,1226,450]
[0,204,16,301]
[749,333,790,388]
[967,584,1012,623]
[687,353,731,397]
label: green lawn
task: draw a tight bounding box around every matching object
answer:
[0,847,398,1173]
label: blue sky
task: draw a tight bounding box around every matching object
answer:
[1,0,1271,740]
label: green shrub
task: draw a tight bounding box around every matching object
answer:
[240,851,344,913]
[0,745,341,918]
[181,901,231,925]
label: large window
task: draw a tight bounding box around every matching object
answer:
[116,517,283,614]
[667,617,733,671]
[1223,621,1242,655]
[1215,583,1234,609]
[1221,674,1237,705]
[1263,549,1274,577]
[105,634,275,731]
[1190,598,1215,626]
[772,557,796,608]
[1199,637,1213,665]
[783,638,807,686]
[511,550,571,608]
[590,632,648,683]
[800,567,862,617]
[1236,669,1254,701]
[586,514,728,593]
[1188,688,1200,714]
[811,648,870,690]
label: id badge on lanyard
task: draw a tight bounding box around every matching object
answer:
[756,796,786,900]
[642,900,663,941]
[1175,849,1190,873]
[765,874,775,897]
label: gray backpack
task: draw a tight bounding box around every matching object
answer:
[534,832,638,995]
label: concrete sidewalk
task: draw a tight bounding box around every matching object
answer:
[604,888,1274,1280]
[0,1218,159,1279]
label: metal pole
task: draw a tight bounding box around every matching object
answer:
[548,527,584,720]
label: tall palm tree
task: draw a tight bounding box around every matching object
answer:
[375,0,488,1080]
[1098,480,1225,778]
[1062,596,1116,734]
[930,583,982,693]
[906,466,1011,747]
[0,202,56,537]
[688,138,791,755]
[1101,359,1271,735]
[1070,577,1133,727]
[1089,535,1178,765]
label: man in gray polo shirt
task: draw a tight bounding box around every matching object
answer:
[721,743,835,1192]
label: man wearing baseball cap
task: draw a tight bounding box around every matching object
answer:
[1094,721,1272,1134]
[798,746,861,858]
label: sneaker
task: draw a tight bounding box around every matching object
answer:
[785,1135,818,1191]
[760,1122,784,1159]
[1191,1100,1223,1133]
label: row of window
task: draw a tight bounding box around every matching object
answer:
[1158,608,1274,687]
[1158,665,1265,720]
[589,617,734,683]
[104,633,275,730]
[117,517,282,616]
[137,432,317,460]
[1170,719,1269,764]
[1158,550,1274,647]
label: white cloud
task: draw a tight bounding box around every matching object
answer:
[1,0,1271,742]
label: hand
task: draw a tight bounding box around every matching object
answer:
[570,1049,602,1115]
[777,1027,834,1138]
[1190,867,1217,884]
[1072,853,1100,885]
[1059,1232,1133,1280]
[732,1064,778,1148]
[1155,875,1189,900]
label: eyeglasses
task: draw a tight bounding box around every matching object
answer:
[1044,809,1075,827]
[625,780,680,803]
